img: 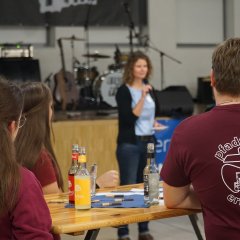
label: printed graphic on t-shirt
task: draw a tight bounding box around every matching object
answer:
[215,136,240,204]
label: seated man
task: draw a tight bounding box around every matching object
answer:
[161,38,240,240]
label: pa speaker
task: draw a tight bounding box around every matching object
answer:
[0,57,41,83]
[197,77,214,104]
[154,86,194,118]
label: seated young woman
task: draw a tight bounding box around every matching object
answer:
[15,81,119,194]
[0,77,58,239]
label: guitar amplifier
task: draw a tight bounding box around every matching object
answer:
[0,43,33,58]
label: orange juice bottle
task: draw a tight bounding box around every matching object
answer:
[74,146,91,209]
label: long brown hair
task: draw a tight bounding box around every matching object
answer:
[15,82,64,190]
[0,77,23,214]
[123,51,153,85]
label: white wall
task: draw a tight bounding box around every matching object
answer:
[0,0,239,98]
[35,25,137,85]
[233,0,240,36]
[148,0,217,96]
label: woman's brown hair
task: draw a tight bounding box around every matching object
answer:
[123,51,153,85]
[0,77,23,214]
[15,82,64,191]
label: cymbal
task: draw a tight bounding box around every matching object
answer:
[61,35,85,41]
[82,53,111,59]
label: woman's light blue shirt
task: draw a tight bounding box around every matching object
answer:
[128,85,155,136]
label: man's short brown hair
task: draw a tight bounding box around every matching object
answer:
[212,38,240,96]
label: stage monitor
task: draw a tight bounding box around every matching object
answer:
[0,57,41,83]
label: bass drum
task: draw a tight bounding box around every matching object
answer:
[93,70,123,107]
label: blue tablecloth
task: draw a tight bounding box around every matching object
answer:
[65,194,149,208]
[91,194,148,208]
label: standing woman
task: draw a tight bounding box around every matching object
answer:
[116,51,161,240]
[0,78,57,239]
[15,82,64,194]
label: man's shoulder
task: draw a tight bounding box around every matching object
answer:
[176,111,212,132]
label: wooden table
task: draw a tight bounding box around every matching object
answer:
[45,184,202,240]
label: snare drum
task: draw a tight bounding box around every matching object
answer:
[93,70,123,107]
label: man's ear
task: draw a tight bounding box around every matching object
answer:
[210,69,216,87]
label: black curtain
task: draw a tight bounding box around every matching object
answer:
[0,0,147,26]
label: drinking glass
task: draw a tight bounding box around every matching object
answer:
[90,164,97,196]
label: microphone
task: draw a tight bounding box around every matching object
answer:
[73,57,80,68]
[143,79,148,84]
[114,44,121,64]
[44,73,53,87]
[122,1,130,13]
[143,36,149,48]
[143,79,153,95]
[115,44,121,54]
[57,38,62,48]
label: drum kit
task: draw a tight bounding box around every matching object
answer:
[56,35,128,109]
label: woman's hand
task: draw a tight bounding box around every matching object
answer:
[96,170,119,188]
[133,84,152,116]
[141,84,152,98]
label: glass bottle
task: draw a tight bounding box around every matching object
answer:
[74,146,91,209]
[143,143,159,205]
[68,143,79,205]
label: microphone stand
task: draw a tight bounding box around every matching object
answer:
[147,43,182,89]
[123,2,138,53]
[84,1,94,68]
[70,37,75,74]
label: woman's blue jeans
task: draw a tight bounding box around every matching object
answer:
[116,139,150,238]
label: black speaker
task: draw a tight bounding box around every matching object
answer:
[154,86,194,118]
[0,57,41,83]
[197,77,214,104]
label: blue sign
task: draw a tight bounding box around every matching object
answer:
[154,119,183,167]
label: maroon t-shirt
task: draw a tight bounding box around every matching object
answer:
[0,167,59,239]
[32,149,58,188]
[161,104,240,240]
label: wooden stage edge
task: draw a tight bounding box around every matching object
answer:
[52,118,119,191]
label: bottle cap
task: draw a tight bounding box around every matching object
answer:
[78,146,87,163]
[72,143,79,151]
[147,143,154,153]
